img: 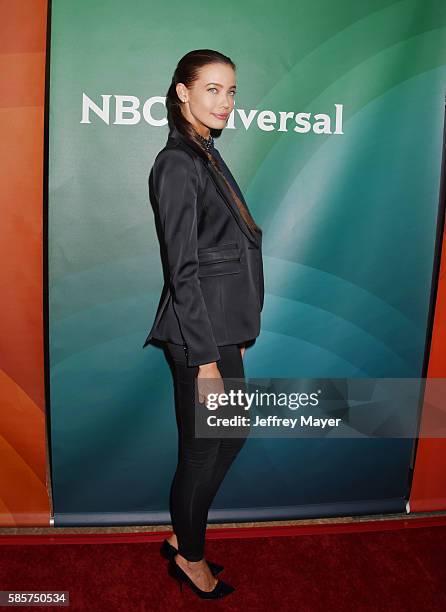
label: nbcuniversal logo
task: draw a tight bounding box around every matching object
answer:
[80,93,344,134]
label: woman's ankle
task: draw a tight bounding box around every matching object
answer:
[166,533,178,547]
[175,552,205,566]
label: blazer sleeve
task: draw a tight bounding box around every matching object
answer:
[259,254,264,312]
[153,148,221,367]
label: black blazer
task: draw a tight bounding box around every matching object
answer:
[142,125,264,367]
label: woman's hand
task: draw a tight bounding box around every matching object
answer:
[197,362,225,407]
[240,345,246,359]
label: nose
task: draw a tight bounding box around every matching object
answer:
[220,95,233,110]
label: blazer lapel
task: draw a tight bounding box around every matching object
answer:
[204,159,261,247]
[166,126,261,248]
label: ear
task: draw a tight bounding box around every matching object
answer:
[176,83,187,103]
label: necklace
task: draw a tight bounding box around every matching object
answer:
[196,132,214,151]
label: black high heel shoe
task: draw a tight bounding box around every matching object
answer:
[167,557,235,599]
[160,539,224,575]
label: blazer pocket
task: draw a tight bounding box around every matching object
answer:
[198,243,241,277]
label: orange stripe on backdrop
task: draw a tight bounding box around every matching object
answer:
[410,221,446,512]
[0,1,50,524]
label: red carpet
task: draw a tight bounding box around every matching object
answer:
[1,518,445,611]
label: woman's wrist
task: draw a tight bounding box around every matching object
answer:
[198,362,218,372]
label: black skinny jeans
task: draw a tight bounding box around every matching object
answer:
[164,342,249,562]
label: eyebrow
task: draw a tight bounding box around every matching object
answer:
[205,82,236,88]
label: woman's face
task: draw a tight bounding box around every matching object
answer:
[177,62,236,137]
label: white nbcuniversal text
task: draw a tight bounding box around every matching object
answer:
[80,93,344,134]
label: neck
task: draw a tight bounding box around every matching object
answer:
[180,108,210,138]
[195,125,210,139]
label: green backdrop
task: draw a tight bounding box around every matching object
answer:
[48,0,446,524]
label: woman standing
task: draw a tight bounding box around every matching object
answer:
[142,49,264,599]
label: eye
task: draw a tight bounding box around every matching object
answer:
[208,88,218,94]
[229,90,236,96]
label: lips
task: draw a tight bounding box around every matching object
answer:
[213,113,229,120]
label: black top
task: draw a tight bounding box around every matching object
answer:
[208,144,245,204]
